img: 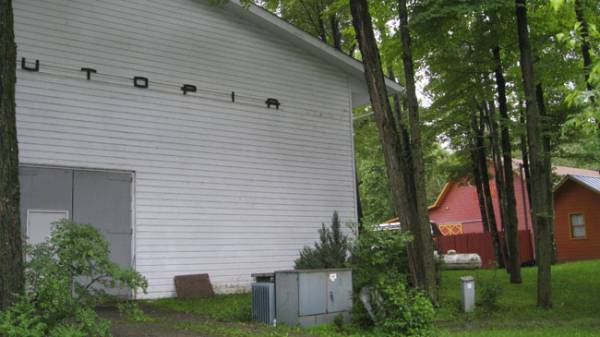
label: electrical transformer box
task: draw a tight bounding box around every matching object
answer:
[275,269,352,327]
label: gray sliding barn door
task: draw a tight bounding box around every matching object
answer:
[19,166,73,243]
[73,170,132,271]
[19,166,133,297]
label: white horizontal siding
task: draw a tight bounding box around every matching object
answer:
[14,0,356,298]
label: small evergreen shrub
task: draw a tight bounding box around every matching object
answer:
[0,219,148,337]
[294,211,349,269]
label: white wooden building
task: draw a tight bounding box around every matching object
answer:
[14,0,401,298]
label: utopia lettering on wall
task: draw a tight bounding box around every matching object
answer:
[20,57,281,110]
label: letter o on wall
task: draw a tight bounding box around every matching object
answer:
[133,76,149,88]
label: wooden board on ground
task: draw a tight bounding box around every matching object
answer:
[174,274,215,298]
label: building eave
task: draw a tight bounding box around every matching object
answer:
[554,175,600,195]
[225,0,404,108]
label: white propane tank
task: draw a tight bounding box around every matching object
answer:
[440,250,482,269]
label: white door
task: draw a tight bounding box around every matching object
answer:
[26,210,69,245]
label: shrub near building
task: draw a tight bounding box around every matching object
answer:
[351,225,435,337]
[0,220,147,337]
[295,213,435,336]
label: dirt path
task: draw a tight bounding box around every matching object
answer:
[99,305,306,337]
[99,305,220,337]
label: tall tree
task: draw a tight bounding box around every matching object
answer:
[470,107,505,267]
[330,13,342,50]
[397,0,437,298]
[515,0,553,308]
[349,0,437,300]
[0,0,24,310]
[491,34,522,283]
[518,102,532,205]
[573,0,593,93]
[261,0,356,53]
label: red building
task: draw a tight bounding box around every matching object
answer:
[429,175,531,235]
[553,175,600,262]
[423,163,599,266]
[428,162,599,237]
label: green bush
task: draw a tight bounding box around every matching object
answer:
[0,219,147,337]
[371,279,435,337]
[116,301,152,322]
[351,225,435,336]
[351,225,411,291]
[294,211,350,269]
[333,313,345,333]
[0,297,46,337]
[479,271,503,311]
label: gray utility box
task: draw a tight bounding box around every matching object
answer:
[460,276,475,312]
[275,269,352,327]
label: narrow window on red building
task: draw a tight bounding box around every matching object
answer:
[570,214,586,239]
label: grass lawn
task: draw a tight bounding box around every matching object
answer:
[437,260,600,336]
[127,260,600,337]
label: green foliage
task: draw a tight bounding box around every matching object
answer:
[553,0,600,148]
[372,281,436,337]
[354,110,463,226]
[333,314,345,333]
[439,261,600,336]
[0,297,46,337]
[29,220,147,303]
[294,211,349,269]
[151,294,253,322]
[478,271,503,312]
[351,225,411,291]
[106,261,600,337]
[351,225,434,336]
[260,0,355,54]
[353,114,396,226]
[116,301,152,322]
[0,219,148,337]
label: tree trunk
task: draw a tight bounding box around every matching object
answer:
[471,148,490,234]
[483,100,510,267]
[347,43,357,57]
[387,68,407,134]
[355,159,364,232]
[330,14,342,51]
[349,0,437,301]
[387,67,419,288]
[317,15,327,43]
[536,84,558,264]
[483,100,506,237]
[519,103,532,206]
[515,0,553,308]
[397,0,437,300]
[493,45,522,283]
[574,0,593,93]
[478,104,507,268]
[0,0,25,310]
[470,108,505,268]
[295,0,327,43]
